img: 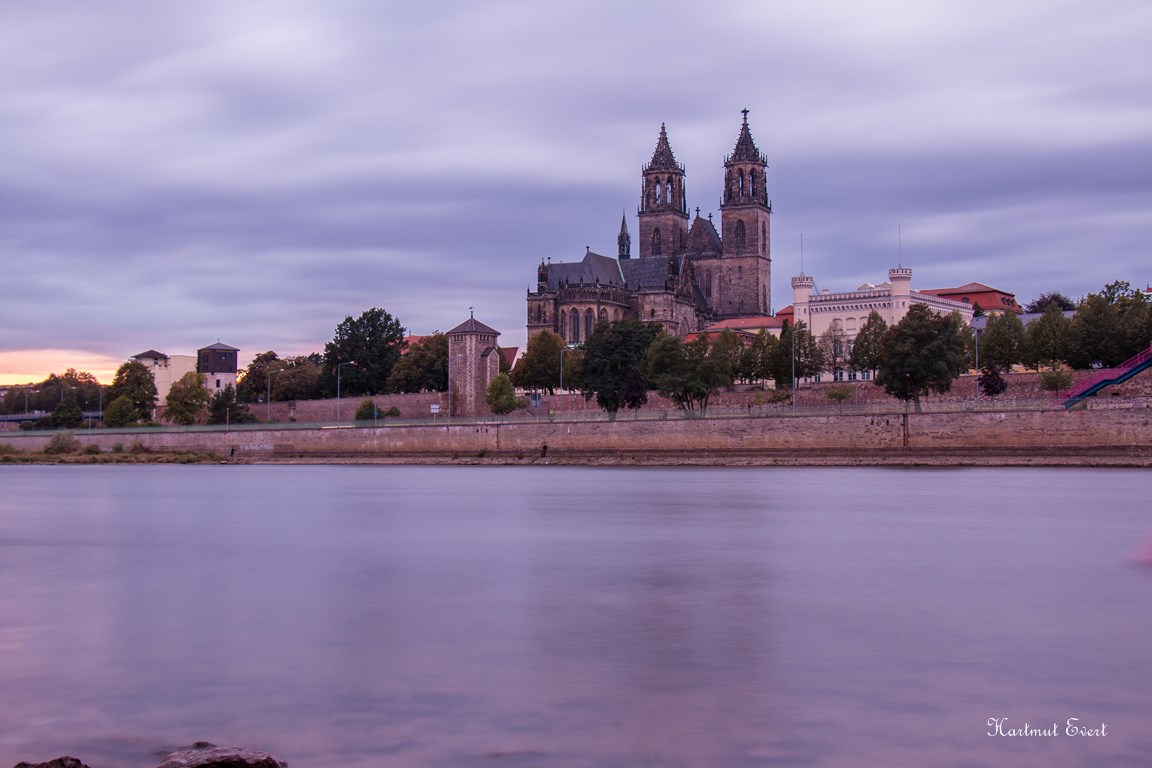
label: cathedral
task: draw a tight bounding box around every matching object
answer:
[527,112,773,344]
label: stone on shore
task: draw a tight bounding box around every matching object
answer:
[13,759,91,768]
[156,743,286,768]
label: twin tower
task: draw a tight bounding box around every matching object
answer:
[529,112,773,344]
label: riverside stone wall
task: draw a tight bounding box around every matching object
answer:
[4,407,1150,458]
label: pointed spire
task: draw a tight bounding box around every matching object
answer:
[728,109,766,164]
[644,122,683,173]
[618,209,632,259]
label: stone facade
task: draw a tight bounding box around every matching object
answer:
[446,315,500,417]
[528,112,773,343]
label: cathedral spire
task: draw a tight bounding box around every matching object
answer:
[728,109,766,165]
[618,210,631,259]
[645,123,683,173]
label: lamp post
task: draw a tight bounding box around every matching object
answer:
[973,327,981,401]
[336,361,354,422]
[266,368,286,422]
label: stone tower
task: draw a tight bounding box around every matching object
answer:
[637,124,689,259]
[446,313,501,417]
[717,110,772,315]
[617,211,631,259]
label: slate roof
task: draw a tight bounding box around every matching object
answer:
[133,349,168,360]
[686,215,723,256]
[199,342,239,352]
[446,317,500,336]
[545,251,625,290]
[620,257,672,290]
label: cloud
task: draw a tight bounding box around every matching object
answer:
[2,0,1150,381]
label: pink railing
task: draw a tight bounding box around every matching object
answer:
[1059,342,1152,403]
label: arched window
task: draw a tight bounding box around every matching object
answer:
[750,170,757,197]
[734,220,746,251]
[559,310,567,340]
[613,309,621,321]
[665,176,674,204]
[738,169,745,197]
[654,180,662,206]
[598,307,608,324]
[584,309,594,339]
[571,310,581,343]
[705,269,712,298]
[652,228,662,256]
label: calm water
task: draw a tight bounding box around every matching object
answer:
[1,465,1149,768]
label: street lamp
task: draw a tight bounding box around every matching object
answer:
[336,361,355,422]
[266,368,286,422]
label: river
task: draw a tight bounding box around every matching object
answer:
[1,465,1149,767]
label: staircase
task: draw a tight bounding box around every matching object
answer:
[1060,343,1152,409]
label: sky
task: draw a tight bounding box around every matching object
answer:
[2,0,1150,385]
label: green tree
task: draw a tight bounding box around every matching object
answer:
[323,307,407,396]
[1067,293,1121,369]
[1020,302,1073,371]
[511,330,564,394]
[50,399,83,429]
[388,334,449,393]
[208,384,254,425]
[274,354,324,401]
[708,329,743,384]
[644,333,732,415]
[818,324,850,378]
[745,330,779,384]
[354,398,379,422]
[978,365,1008,398]
[107,360,158,421]
[978,311,1025,373]
[164,372,210,425]
[485,373,517,416]
[850,311,888,375]
[768,321,823,389]
[1040,370,1073,392]
[561,347,584,392]
[236,351,281,404]
[874,305,971,412]
[579,319,660,418]
[1024,291,1075,314]
[103,395,139,428]
[824,385,854,412]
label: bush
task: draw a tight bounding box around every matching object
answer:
[129,441,150,454]
[44,431,81,455]
[83,444,101,455]
[103,394,138,428]
[354,398,378,421]
[1040,370,1073,392]
[383,406,401,418]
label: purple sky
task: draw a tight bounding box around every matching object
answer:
[2,1,1150,383]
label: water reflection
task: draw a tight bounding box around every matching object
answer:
[0,466,1149,767]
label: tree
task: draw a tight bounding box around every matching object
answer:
[741,330,779,384]
[645,333,732,415]
[1020,302,1073,371]
[978,311,1025,373]
[850,311,888,375]
[1040,370,1073,393]
[274,355,324,401]
[824,386,854,412]
[164,372,210,425]
[485,373,517,416]
[107,360,158,421]
[208,384,254,425]
[103,395,139,428]
[1025,291,1075,314]
[818,324,850,378]
[355,398,379,422]
[874,305,971,412]
[978,365,1008,399]
[236,351,281,404]
[387,333,449,393]
[767,321,823,389]
[708,330,743,385]
[323,308,407,396]
[511,330,565,394]
[50,399,83,429]
[579,319,661,418]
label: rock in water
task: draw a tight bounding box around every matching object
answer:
[156,744,286,768]
[13,759,91,768]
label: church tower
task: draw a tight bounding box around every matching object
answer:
[717,110,772,315]
[638,124,689,259]
[617,211,631,259]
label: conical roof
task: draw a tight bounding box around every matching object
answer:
[644,123,683,173]
[446,316,500,336]
[727,110,766,165]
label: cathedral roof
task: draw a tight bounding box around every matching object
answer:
[727,111,766,165]
[545,251,625,290]
[644,123,683,173]
[686,214,723,256]
[620,257,673,290]
[446,316,500,336]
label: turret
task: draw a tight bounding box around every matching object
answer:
[638,123,689,258]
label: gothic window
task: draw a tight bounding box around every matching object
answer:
[584,309,594,338]
[570,310,581,343]
[598,307,608,324]
[559,310,567,340]
[734,220,746,251]
[750,170,757,197]
[652,228,662,256]
[655,179,662,206]
[738,169,745,197]
[762,223,767,254]
[613,309,621,321]
[705,269,712,298]
[666,176,673,204]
